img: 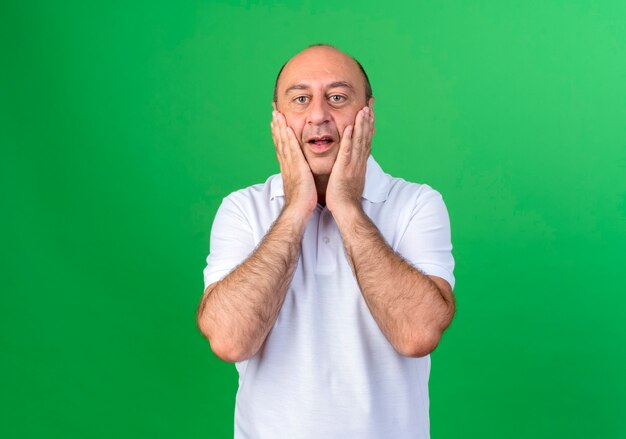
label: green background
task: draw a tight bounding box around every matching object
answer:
[3,0,625,437]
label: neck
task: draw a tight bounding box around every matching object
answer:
[314,173,329,207]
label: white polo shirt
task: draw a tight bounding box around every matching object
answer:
[203,155,455,439]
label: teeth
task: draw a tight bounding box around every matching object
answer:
[309,138,332,142]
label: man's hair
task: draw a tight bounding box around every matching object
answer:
[272,43,373,103]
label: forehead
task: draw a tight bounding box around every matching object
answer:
[278,47,365,94]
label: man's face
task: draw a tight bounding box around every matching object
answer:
[274,46,374,177]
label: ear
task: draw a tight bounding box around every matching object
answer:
[272,102,277,111]
[368,97,375,109]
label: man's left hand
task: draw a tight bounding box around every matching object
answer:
[326,106,375,218]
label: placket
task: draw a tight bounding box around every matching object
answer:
[315,206,339,274]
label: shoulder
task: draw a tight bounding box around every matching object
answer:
[221,173,283,209]
[366,156,446,211]
[215,173,285,236]
[385,174,447,215]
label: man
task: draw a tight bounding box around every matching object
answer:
[197,44,456,438]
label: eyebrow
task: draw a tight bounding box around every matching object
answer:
[284,81,355,95]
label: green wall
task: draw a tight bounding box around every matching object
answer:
[3,1,625,437]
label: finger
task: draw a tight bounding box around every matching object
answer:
[271,114,279,148]
[335,124,353,168]
[271,112,287,157]
[355,107,369,144]
[350,107,368,162]
[362,106,374,146]
[286,125,304,158]
[367,107,376,146]
[275,111,303,163]
[275,111,291,156]
[364,106,375,148]
[273,112,294,170]
[354,107,374,167]
[271,112,288,173]
[362,122,373,159]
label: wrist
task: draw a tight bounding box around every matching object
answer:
[279,204,313,235]
[330,201,365,230]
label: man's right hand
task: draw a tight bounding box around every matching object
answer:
[270,109,317,221]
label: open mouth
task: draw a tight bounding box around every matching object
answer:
[307,136,334,146]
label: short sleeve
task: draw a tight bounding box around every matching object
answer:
[395,187,455,290]
[203,195,256,290]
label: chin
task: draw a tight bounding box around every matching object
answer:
[304,146,339,177]
[308,157,336,177]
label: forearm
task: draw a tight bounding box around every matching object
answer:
[197,207,308,362]
[334,205,455,357]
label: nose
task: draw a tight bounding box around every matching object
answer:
[306,97,331,126]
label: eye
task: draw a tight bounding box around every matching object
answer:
[329,95,345,103]
[294,96,309,104]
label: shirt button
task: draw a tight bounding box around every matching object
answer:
[323,237,330,244]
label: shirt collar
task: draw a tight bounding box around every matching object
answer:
[270,154,390,203]
[362,155,390,203]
